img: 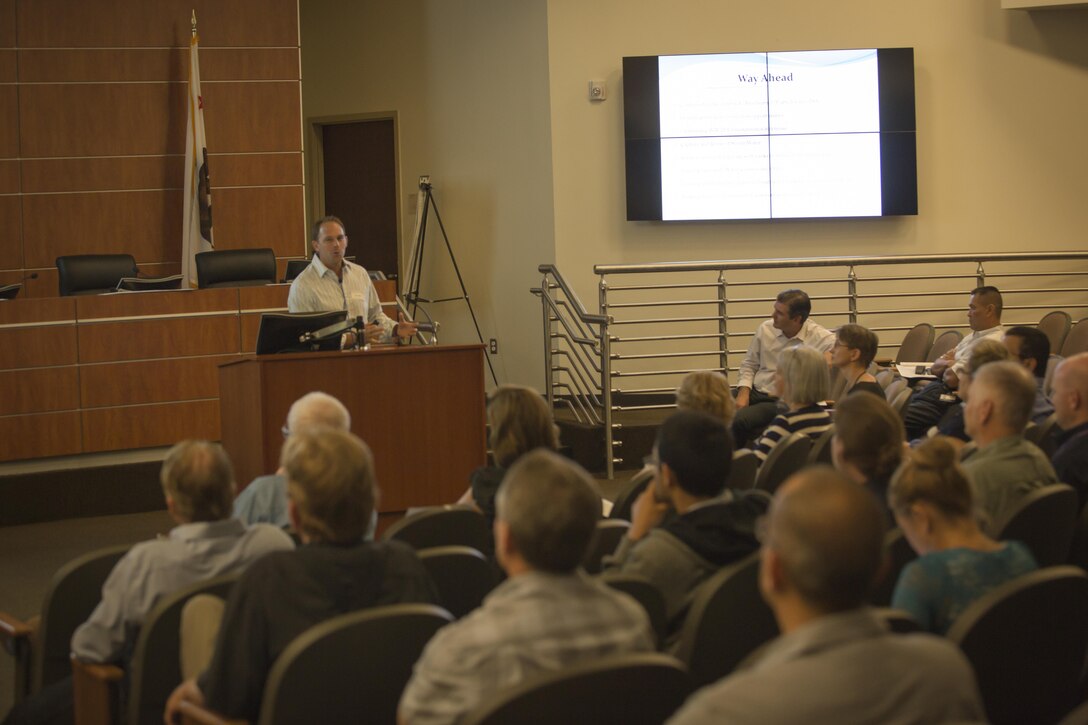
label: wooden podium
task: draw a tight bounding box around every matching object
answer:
[217,344,487,514]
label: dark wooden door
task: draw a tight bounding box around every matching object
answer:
[321,119,398,278]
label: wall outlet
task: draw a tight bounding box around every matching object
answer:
[489,338,498,354]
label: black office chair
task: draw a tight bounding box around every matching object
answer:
[806,427,835,465]
[382,505,492,554]
[195,248,277,289]
[460,652,691,725]
[281,259,309,283]
[869,528,919,606]
[754,433,812,495]
[993,483,1078,568]
[674,552,778,689]
[56,254,138,296]
[417,546,499,619]
[894,322,935,363]
[947,566,1088,724]
[726,449,759,490]
[584,520,631,574]
[600,574,668,648]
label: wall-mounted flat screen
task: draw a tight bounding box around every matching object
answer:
[623,48,917,221]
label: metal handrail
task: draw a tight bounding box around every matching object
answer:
[536,251,1088,479]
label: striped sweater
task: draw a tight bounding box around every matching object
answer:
[752,404,832,463]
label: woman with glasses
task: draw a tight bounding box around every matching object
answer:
[830,323,884,400]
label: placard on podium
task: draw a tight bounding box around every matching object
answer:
[217,344,487,513]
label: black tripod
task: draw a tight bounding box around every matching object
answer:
[404,177,497,386]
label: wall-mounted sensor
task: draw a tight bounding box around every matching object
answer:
[588,80,607,101]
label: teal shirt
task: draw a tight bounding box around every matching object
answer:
[892,541,1037,634]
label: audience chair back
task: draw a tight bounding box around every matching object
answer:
[875,369,895,390]
[993,484,1078,568]
[584,520,631,574]
[754,433,812,495]
[1068,502,1088,571]
[1024,413,1059,457]
[807,428,834,465]
[33,545,130,694]
[56,254,138,296]
[889,387,913,420]
[459,652,691,725]
[127,573,239,725]
[872,608,922,633]
[870,528,919,607]
[726,449,759,490]
[609,469,653,521]
[417,546,498,619]
[257,604,453,725]
[600,574,668,648]
[195,248,276,289]
[1058,698,1088,725]
[883,377,907,403]
[1038,311,1073,357]
[928,330,964,362]
[674,552,778,689]
[947,566,1088,725]
[382,505,491,553]
[1045,354,1064,399]
[1062,318,1088,358]
[895,323,935,363]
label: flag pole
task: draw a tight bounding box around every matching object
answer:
[191,10,197,37]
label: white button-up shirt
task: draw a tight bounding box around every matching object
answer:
[287,257,396,341]
[736,318,836,394]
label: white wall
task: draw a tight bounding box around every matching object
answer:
[303,0,1088,386]
[301,0,554,390]
[546,0,1088,301]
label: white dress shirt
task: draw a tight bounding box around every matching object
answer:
[287,257,396,341]
[736,318,836,393]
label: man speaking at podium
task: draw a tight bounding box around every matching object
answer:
[288,215,417,346]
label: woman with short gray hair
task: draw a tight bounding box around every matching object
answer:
[751,346,832,463]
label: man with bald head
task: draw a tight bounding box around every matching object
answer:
[961,361,1058,530]
[668,468,983,725]
[1050,353,1088,508]
[232,391,354,529]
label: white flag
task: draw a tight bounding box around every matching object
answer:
[181,29,213,287]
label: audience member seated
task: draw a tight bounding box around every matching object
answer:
[733,289,835,447]
[889,437,1037,635]
[930,338,1010,445]
[4,442,292,725]
[676,370,736,426]
[1003,325,1056,424]
[165,428,437,723]
[831,393,905,519]
[904,286,1005,439]
[232,391,359,530]
[458,385,559,533]
[830,323,883,400]
[398,450,654,725]
[666,468,984,724]
[961,361,1059,531]
[751,346,832,464]
[601,411,766,648]
[1050,353,1088,509]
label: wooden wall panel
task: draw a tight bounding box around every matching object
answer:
[213,153,303,187]
[0,366,79,414]
[0,0,14,47]
[82,400,220,453]
[22,157,182,194]
[214,187,304,257]
[80,354,234,408]
[77,314,240,364]
[0,195,21,269]
[203,83,302,153]
[0,326,77,370]
[0,411,82,461]
[18,48,298,83]
[75,287,236,319]
[22,190,182,267]
[19,83,185,157]
[0,159,18,193]
[17,270,58,299]
[0,296,75,325]
[238,284,290,310]
[0,50,15,81]
[0,85,17,158]
[18,0,298,48]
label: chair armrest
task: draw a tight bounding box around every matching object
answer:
[71,657,124,725]
[178,699,249,725]
[0,611,38,704]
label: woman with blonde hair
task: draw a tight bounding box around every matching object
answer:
[459,385,559,529]
[675,370,735,427]
[751,346,831,463]
[890,436,1037,634]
